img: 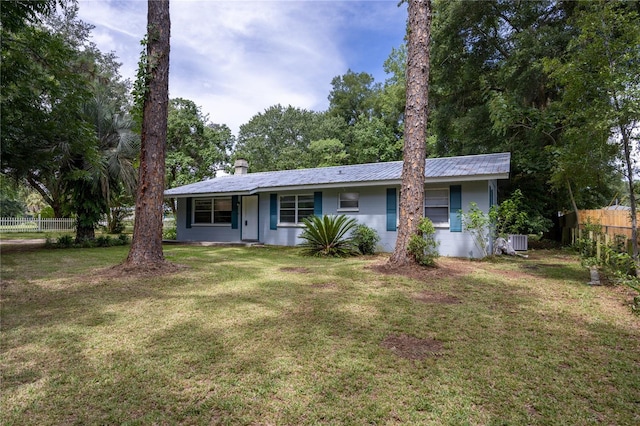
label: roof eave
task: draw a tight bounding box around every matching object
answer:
[424,173,509,183]
[164,190,253,199]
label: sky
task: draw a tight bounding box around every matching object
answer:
[77,0,408,136]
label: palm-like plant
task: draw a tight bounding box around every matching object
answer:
[69,91,139,241]
[298,214,359,257]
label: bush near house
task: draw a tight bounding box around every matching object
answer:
[351,223,381,255]
[407,217,439,266]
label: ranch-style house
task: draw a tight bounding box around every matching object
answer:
[164,152,511,258]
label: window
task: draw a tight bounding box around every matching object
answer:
[338,192,359,211]
[424,188,449,227]
[279,194,314,224]
[193,197,232,224]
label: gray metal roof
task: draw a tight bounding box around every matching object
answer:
[164,152,511,197]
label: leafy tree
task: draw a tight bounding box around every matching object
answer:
[0,0,60,33]
[125,0,170,268]
[389,0,432,266]
[166,98,233,214]
[2,1,137,241]
[1,1,95,217]
[327,68,404,164]
[429,0,581,228]
[0,175,26,217]
[376,45,407,149]
[235,105,343,172]
[306,139,348,167]
[544,1,640,262]
[350,115,403,163]
[327,69,379,125]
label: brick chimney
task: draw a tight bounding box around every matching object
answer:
[234,159,249,175]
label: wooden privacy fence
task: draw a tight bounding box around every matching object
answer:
[0,216,75,233]
[562,209,639,245]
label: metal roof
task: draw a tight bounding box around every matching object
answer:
[164,152,511,197]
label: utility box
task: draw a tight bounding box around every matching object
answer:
[509,234,528,251]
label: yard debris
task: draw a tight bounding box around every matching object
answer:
[494,237,528,258]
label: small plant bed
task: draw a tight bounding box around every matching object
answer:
[45,233,130,249]
[2,247,638,425]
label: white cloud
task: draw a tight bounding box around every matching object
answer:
[78,0,406,135]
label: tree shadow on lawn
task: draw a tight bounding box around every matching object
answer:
[4,249,639,424]
[0,260,261,334]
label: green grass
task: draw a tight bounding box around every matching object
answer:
[1,246,639,425]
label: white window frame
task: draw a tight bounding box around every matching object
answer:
[278,194,315,225]
[192,197,232,226]
[337,192,359,212]
[424,188,449,228]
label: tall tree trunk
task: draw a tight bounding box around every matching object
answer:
[75,222,96,242]
[620,123,638,273]
[388,0,432,266]
[125,0,170,268]
[566,179,580,229]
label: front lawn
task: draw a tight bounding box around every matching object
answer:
[1,246,638,425]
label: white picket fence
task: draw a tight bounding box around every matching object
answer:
[0,216,75,233]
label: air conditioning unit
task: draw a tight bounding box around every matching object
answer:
[508,234,528,251]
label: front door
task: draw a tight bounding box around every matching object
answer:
[242,195,259,241]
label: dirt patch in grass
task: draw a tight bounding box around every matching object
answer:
[381,333,444,360]
[368,257,480,281]
[0,239,46,253]
[280,266,311,273]
[413,291,461,305]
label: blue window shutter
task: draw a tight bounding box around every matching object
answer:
[489,186,495,208]
[231,195,239,229]
[386,188,397,231]
[270,193,278,230]
[186,197,192,229]
[450,185,462,232]
[314,192,323,216]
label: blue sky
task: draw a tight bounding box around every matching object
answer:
[77,0,407,135]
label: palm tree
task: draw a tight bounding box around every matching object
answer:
[70,91,139,242]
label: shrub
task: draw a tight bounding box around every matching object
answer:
[56,234,74,248]
[298,214,359,257]
[96,235,113,247]
[117,234,130,245]
[351,224,380,255]
[489,189,552,237]
[162,222,177,240]
[408,217,439,266]
[460,202,491,258]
